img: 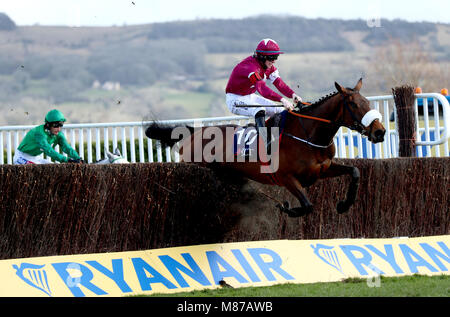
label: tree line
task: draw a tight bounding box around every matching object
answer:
[0,12,444,105]
[147,15,438,52]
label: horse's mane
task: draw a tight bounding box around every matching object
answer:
[266,91,341,126]
[307,86,360,110]
[308,91,340,109]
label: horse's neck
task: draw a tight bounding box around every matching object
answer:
[288,96,342,146]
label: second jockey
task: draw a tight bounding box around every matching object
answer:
[13,109,82,164]
[225,38,302,154]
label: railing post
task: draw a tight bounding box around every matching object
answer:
[138,126,145,163]
[87,128,92,163]
[95,128,101,161]
[6,131,12,164]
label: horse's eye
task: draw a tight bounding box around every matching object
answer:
[350,102,358,108]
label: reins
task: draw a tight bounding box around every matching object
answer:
[289,98,365,128]
[284,97,371,148]
[288,110,332,124]
[288,100,335,124]
[284,106,336,148]
[236,103,333,124]
[284,100,342,148]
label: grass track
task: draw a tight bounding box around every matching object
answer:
[144,275,450,297]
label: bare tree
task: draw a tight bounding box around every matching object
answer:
[367,39,449,93]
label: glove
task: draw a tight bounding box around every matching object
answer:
[292,93,303,103]
[281,98,294,111]
[68,158,83,163]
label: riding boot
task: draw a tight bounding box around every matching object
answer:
[255,110,271,156]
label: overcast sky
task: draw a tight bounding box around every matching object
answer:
[1,0,449,26]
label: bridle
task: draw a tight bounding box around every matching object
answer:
[339,97,371,137]
[285,96,379,146]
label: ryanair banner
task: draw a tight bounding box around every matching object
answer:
[0,235,449,297]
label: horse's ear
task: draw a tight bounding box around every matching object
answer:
[106,150,113,159]
[114,148,122,156]
[335,82,348,95]
[354,78,363,91]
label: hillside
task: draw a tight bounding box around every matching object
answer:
[0,13,15,30]
[0,13,449,125]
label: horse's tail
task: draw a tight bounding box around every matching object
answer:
[145,122,194,147]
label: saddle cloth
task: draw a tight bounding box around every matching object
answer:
[233,111,288,157]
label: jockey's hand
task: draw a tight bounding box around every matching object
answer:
[281,98,294,111]
[292,93,303,104]
[68,158,83,163]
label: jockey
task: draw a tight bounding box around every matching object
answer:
[225,38,302,153]
[13,109,82,164]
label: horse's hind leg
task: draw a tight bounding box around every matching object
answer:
[320,162,360,214]
[278,175,313,217]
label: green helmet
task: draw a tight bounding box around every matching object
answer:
[45,109,66,123]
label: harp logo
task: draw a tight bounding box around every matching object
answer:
[311,244,344,274]
[12,263,52,297]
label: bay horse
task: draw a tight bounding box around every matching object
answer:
[145,79,386,217]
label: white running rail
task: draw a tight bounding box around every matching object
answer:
[1,94,449,164]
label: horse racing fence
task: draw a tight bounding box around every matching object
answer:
[0,93,449,164]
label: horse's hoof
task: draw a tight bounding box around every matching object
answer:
[336,201,350,214]
[276,201,290,212]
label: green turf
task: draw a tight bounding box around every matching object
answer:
[142,274,450,297]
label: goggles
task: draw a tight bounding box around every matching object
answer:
[49,121,64,128]
[265,55,279,61]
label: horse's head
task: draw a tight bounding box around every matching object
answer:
[95,148,129,164]
[335,78,386,143]
[106,148,129,164]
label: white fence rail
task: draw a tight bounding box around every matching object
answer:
[1,94,449,164]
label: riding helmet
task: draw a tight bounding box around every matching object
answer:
[254,38,284,68]
[45,109,66,123]
[255,38,284,55]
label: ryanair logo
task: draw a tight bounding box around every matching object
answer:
[311,244,344,274]
[13,263,52,296]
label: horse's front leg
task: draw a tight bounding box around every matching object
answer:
[277,175,314,217]
[319,162,360,214]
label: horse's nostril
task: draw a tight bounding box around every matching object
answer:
[374,129,385,141]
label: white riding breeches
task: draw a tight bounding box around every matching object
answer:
[13,150,53,164]
[226,93,285,117]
